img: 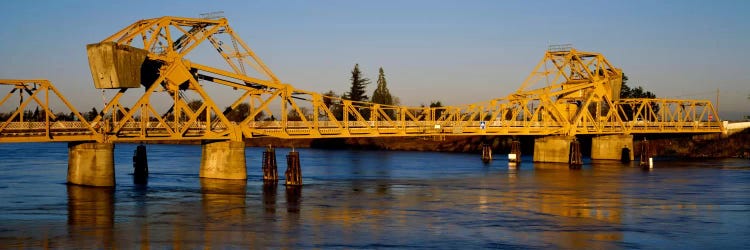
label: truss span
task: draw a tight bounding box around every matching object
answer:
[0,16,723,143]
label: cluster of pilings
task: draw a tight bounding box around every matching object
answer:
[262,146,302,186]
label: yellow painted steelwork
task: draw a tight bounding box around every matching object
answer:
[0,17,723,143]
[0,79,99,142]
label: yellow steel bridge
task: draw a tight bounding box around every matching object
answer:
[0,16,723,144]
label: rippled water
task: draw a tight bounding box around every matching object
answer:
[0,142,749,249]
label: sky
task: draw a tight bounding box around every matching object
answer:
[1,0,749,119]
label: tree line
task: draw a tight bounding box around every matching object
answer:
[321,64,444,121]
[618,73,659,121]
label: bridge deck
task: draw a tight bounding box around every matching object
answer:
[0,120,724,143]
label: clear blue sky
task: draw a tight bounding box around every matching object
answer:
[1,0,748,119]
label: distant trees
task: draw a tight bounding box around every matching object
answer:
[187,100,208,121]
[620,74,656,99]
[323,90,343,120]
[0,101,277,124]
[343,64,370,102]
[371,68,393,106]
[326,64,408,121]
[223,103,246,122]
[619,73,658,121]
[419,101,444,120]
[429,101,444,120]
[85,108,98,121]
[287,107,311,121]
[0,108,79,122]
[371,67,395,119]
[342,64,371,120]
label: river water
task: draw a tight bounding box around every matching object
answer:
[0,142,748,249]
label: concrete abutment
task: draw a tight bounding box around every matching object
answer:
[533,136,574,163]
[591,134,634,161]
[200,140,247,180]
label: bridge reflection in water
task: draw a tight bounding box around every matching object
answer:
[66,185,114,249]
[55,168,625,248]
[199,179,247,247]
[0,154,743,248]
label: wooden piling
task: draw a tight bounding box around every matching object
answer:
[510,140,522,163]
[621,146,631,163]
[133,144,148,184]
[262,145,278,181]
[285,150,302,186]
[569,139,582,168]
[639,138,652,168]
[481,144,492,163]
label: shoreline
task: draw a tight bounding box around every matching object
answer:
[124,128,750,159]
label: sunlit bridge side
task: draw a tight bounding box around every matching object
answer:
[0,16,723,144]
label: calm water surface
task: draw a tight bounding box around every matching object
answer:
[0,143,749,249]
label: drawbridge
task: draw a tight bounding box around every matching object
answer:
[0,16,723,144]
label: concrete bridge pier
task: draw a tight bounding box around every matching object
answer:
[591,134,634,161]
[67,142,115,187]
[533,136,575,163]
[200,140,247,180]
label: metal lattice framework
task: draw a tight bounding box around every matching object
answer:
[0,79,98,142]
[0,16,723,143]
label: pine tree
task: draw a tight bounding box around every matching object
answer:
[344,64,370,120]
[371,67,395,119]
[344,64,369,102]
[371,67,393,105]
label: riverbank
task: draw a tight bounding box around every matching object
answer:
[140,128,750,159]
[645,129,750,158]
